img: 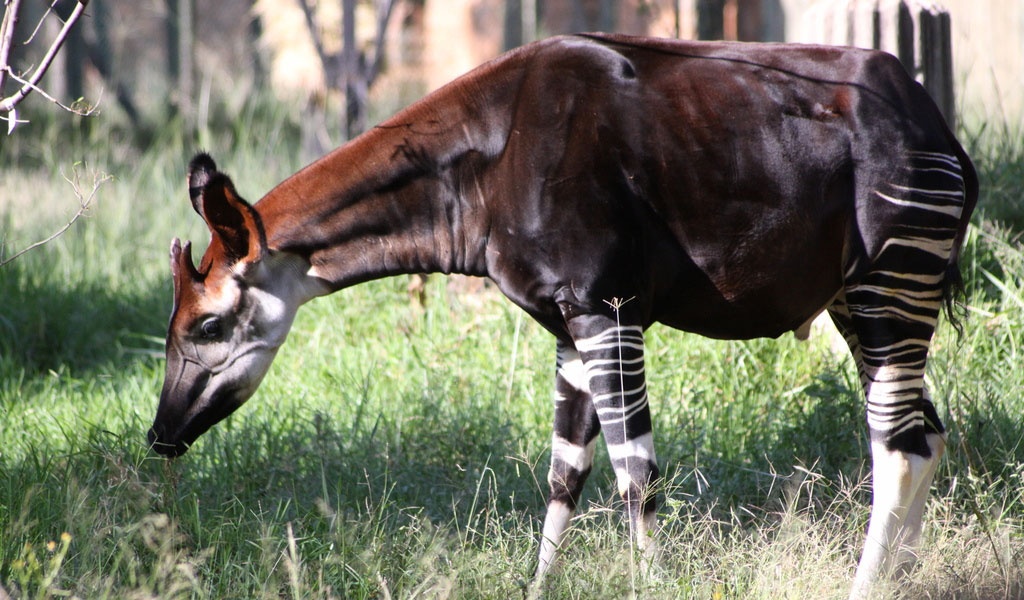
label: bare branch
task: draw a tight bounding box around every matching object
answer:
[367,0,396,85]
[0,165,111,268]
[0,0,24,93]
[0,0,90,117]
[295,0,326,66]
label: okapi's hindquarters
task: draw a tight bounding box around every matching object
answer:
[832,149,972,598]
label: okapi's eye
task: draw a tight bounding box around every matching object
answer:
[199,317,224,341]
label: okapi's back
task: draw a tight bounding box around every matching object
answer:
[483,34,972,339]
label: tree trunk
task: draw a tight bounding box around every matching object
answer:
[504,0,523,50]
[87,0,140,126]
[697,0,725,39]
[598,0,615,31]
[342,0,363,139]
[249,9,265,88]
[166,0,195,129]
[63,12,84,102]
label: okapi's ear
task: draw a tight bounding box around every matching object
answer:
[170,237,201,285]
[187,153,218,216]
[169,238,202,316]
[195,172,268,266]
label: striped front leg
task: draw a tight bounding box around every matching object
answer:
[535,340,601,580]
[569,314,660,561]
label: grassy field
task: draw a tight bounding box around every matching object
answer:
[1,102,1023,599]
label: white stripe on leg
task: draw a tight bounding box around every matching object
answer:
[537,435,598,580]
[894,432,944,572]
[607,431,659,562]
[851,437,942,599]
[555,348,589,395]
[536,500,574,580]
[606,432,657,496]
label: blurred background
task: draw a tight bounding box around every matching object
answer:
[2,0,1020,161]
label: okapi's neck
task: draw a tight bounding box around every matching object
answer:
[254,65,519,295]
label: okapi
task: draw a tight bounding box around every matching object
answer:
[149,33,978,596]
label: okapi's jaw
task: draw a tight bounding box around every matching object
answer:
[149,157,325,457]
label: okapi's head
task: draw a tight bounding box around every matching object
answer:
[149,154,309,457]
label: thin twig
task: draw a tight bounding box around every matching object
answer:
[0,0,90,115]
[2,65,97,115]
[0,166,110,268]
[504,309,523,407]
[23,0,61,46]
[604,295,638,594]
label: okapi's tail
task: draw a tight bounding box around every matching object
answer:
[942,134,980,336]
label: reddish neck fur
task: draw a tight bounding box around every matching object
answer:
[252,57,525,293]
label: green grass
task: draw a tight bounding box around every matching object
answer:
[1,107,1023,598]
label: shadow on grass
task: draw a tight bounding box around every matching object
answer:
[647,354,868,518]
[157,390,546,524]
[0,255,170,377]
[1,388,546,597]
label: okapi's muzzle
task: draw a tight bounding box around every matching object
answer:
[149,341,258,457]
[149,350,212,457]
[147,426,189,458]
[149,378,254,457]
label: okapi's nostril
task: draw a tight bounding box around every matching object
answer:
[147,425,182,457]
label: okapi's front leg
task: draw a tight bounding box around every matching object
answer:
[535,340,601,579]
[567,312,660,560]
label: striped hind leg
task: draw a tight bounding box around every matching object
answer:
[830,269,947,597]
[840,149,965,597]
[535,339,602,579]
[566,313,660,562]
[831,296,942,589]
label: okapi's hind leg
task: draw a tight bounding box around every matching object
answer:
[829,233,952,595]
[832,291,946,599]
[535,339,602,580]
